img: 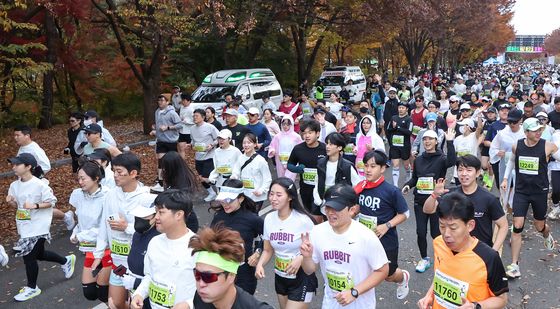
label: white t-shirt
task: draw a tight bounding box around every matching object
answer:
[262,210,314,279]
[69,187,107,252]
[310,220,388,309]
[179,104,195,135]
[453,133,479,178]
[134,231,196,309]
[327,102,344,120]
[208,146,242,186]
[18,142,51,174]
[231,153,272,202]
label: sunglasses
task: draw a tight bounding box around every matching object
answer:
[450,100,458,103]
[460,109,470,112]
[416,99,423,102]
[507,120,520,124]
[194,269,227,284]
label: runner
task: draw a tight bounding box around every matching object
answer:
[91,152,156,309]
[410,95,428,141]
[417,192,508,309]
[480,107,497,189]
[231,133,272,211]
[14,124,51,174]
[178,93,195,161]
[255,178,318,308]
[224,108,251,151]
[402,128,456,273]
[549,129,560,219]
[207,129,242,187]
[190,108,220,202]
[82,123,122,157]
[485,103,510,187]
[262,108,281,138]
[314,106,337,143]
[211,179,264,294]
[247,107,272,158]
[130,190,197,309]
[354,115,384,177]
[268,116,302,181]
[423,155,508,251]
[412,112,445,157]
[278,89,303,132]
[6,153,76,302]
[452,118,482,183]
[300,184,389,308]
[205,107,223,131]
[354,150,410,300]
[86,149,116,189]
[501,117,558,278]
[386,101,413,185]
[68,161,111,303]
[66,112,84,173]
[0,245,8,267]
[287,119,327,221]
[191,226,274,308]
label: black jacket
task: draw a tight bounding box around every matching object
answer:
[194,286,274,309]
[316,156,355,200]
[404,141,456,195]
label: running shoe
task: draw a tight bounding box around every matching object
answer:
[396,269,410,299]
[415,257,432,273]
[506,263,521,279]
[14,286,41,302]
[548,207,560,220]
[64,211,76,231]
[0,245,8,267]
[204,190,217,202]
[544,233,555,250]
[62,254,76,279]
[151,182,164,193]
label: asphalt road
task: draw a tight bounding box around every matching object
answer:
[1,168,560,309]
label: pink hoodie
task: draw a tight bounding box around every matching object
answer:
[268,116,302,180]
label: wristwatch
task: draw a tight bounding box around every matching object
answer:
[385,222,392,229]
[350,288,359,298]
[35,203,40,209]
[472,302,481,309]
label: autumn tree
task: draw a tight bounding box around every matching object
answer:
[545,28,560,56]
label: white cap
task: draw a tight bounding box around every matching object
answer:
[536,111,548,118]
[248,107,260,115]
[215,186,246,203]
[217,129,232,139]
[131,205,156,218]
[422,130,438,139]
[457,118,475,129]
[481,96,491,102]
[553,80,560,85]
[460,103,471,110]
[388,87,397,93]
[449,95,461,102]
[224,109,238,117]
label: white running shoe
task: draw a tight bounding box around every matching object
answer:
[548,207,560,220]
[506,263,521,279]
[14,286,41,302]
[544,233,555,251]
[61,254,76,279]
[151,183,164,193]
[0,245,8,267]
[204,190,217,202]
[64,211,76,231]
[396,269,410,299]
[415,257,432,273]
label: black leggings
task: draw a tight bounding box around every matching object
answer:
[551,171,560,204]
[414,195,440,258]
[195,159,215,189]
[491,162,501,189]
[23,238,66,288]
[235,263,257,295]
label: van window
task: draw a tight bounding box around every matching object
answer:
[251,81,279,100]
[192,85,237,102]
[317,76,345,87]
[237,84,251,100]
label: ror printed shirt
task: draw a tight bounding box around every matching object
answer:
[432,236,508,309]
[310,220,388,309]
[262,210,314,279]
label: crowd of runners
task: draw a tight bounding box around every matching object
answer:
[3,61,560,308]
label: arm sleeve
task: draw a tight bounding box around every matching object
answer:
[37,149,51,174]
[258,159,272,194]
[94,209,109,259]
[41,183,57,206]
[489,196,505,220]
[172,112,183,130]
[133,245,152,298]
[74,131,86,155]
[261,127,272,149]
[445,140,457,168]
[371,136,386,154]
[102,129,117,147]
[313,185,322,207]
[403,161,419,188]
[486,251,509,296]
[350,166,362,186]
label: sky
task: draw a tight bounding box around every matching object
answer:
[511,0,560,35]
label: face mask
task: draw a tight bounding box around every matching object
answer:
[83,119,93,126]
[134,216,153,234]
[360,107,369,114]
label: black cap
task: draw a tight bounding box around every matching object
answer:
[507,109,523,122]
[314,107,327,114]
[84,110,99,119]
[397,101,408,107]
[323,185,358,211]
[486,107,497,114]
[8,153,37,168]
[84,123,102,134]
[180,93,191,101]
[87,148,109,161]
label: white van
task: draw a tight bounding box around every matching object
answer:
[311,66,367,102]
[191,68,283,118]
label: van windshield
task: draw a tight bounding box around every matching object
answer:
[191,85,237,103]
[317,76,344,87]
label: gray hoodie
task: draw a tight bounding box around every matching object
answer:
[155,105,183,143]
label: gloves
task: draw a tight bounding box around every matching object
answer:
[122,274,136,290]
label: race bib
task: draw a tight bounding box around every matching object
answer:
[412,125,421,136]
[193,143,206,153]
[326,269,354,292]
[358,213,377,231]
[242,179,255,189]
[16,209,31,221]
[274,253,296,279]
[149,280,176,308]
[79,241,96,252]
[302,107,312,115]
[216,165,232,175]
[518,156,539,175]
[343,144,354,156]
[302,168,317,185]
[110,237,131,257]
[356,161,365,173]
[279,153,290,164]
[416,177,434,195]
[433,269,469,309]
[456,149,470,157]
[392,135,404,147]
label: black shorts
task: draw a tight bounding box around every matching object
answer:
[275,270,317,303]
[512,192,548,220]
[480,146,489,157]
[178,133,191,144]
[156,141,177,154]
[385,248,399,277]
[389,146,411,161]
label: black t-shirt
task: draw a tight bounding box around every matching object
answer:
[325,111,338,127]
[211,208,263,261]
[193,286,274,309]
[548,110,560,130]
[288,142,327,189]
[209,119,223,131]
[228,124,251,151]
[447,186,504,247]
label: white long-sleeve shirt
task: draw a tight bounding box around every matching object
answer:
[133,231,196,309]
[179,104,195,135]
[208,146,242,186]
[74,121,116,155]
[9,176,57,238]
[231,153,272,202]
[69,186,108,252]
[18,142,51,174]
[94,184,156,266]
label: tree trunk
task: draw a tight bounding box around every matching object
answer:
[38,11,56,129]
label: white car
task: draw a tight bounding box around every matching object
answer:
[311,66,367,102]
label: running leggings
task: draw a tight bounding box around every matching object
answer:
[235,263,257,295]
[414,195,440,258]
[551,171,560,204]
[23,238,66,288]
